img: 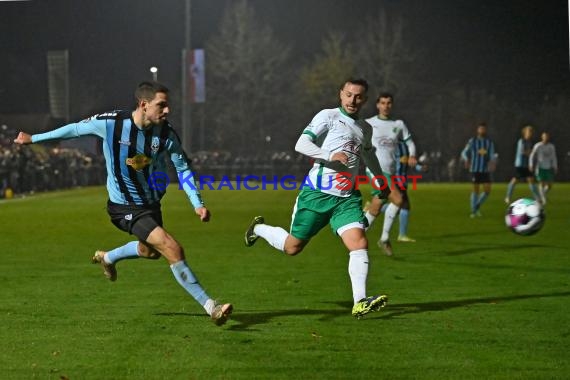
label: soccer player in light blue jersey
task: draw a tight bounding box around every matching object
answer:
[460,123,497,218]
[505,125,540,204]
[13,81,232,325]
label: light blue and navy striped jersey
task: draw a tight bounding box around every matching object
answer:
[32,110,203,207]
[395,142,423,188]
[395,142,410,177]
[514,137,533,168]
[461,137,496,173]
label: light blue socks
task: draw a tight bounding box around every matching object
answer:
[399,209,410,236]
[170,261,210,307]
[105,241,140,264]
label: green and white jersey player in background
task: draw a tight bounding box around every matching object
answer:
[529,131,558,205]
[364,93,417,256]
[245,78,388,318]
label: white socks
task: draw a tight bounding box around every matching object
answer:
[254,224,288,251]
[348,249,369,304]
[204,299,216,315]
[364,211,376,231]
[381,203,400,242]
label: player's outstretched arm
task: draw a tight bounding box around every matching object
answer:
[405,138,418,167]
[195,206,210,222]
[13,132,32,145]
[294,134,332,161]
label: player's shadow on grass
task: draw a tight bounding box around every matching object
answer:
[156,291,570,330]
[346,291,570,320]
[155,309,348,331]
[444,242,552,256]
[226,309,350,331]
[423,230,506,240]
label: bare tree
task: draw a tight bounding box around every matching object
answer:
[298,32,355,114]
[299,7,420,114]
[206,0,292,152]
[354,9,418,96]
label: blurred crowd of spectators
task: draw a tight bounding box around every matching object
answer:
[0,124,311,198]
[2,122,568,199]
[190,150,309,179]
[0,125,105,197]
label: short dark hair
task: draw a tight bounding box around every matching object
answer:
[341,77,369,93]
[135,81,169,102]
[478,122,487,128]
[376,92,394,103]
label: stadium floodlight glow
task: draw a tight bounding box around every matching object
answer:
[150,66,158,81]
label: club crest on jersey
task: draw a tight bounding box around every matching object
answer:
[151,136,160,154]
[341,140,360,154]
[126,154,152,171]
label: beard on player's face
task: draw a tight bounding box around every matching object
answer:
[339,84,367,115]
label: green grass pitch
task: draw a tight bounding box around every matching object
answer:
[1,183,569,379]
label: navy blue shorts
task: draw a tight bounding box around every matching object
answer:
[471,172,491,184]
[514,167,532,179]
[107,200,163,241]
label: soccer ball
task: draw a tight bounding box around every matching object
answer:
[505,198,545,236]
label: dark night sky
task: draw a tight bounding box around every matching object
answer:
[0,0,568,116]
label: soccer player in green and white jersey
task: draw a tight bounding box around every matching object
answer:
[364,93,417,256]
[529,132,558,205]
[244,78,388,318]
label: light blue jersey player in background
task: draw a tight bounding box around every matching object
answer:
[505,125,540,204]
[14,81,232,325]
[460,122,497,218]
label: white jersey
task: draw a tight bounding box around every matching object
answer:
[301,107,374,197]
[366,116,415,174]
[530,141,557,170]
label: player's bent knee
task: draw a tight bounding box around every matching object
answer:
[367,198,382,215]
[284,243,304,256]
[350,237,368,251]
[283,238,307,256]
[147,250,162,260]
[392,196,404,207]
[389,190,403,207]
[340,229,368,251]
[137,242,163,259]
[162,243,184,261]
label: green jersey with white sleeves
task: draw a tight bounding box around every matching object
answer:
[365,116,414,175]
[301,107,374,197]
